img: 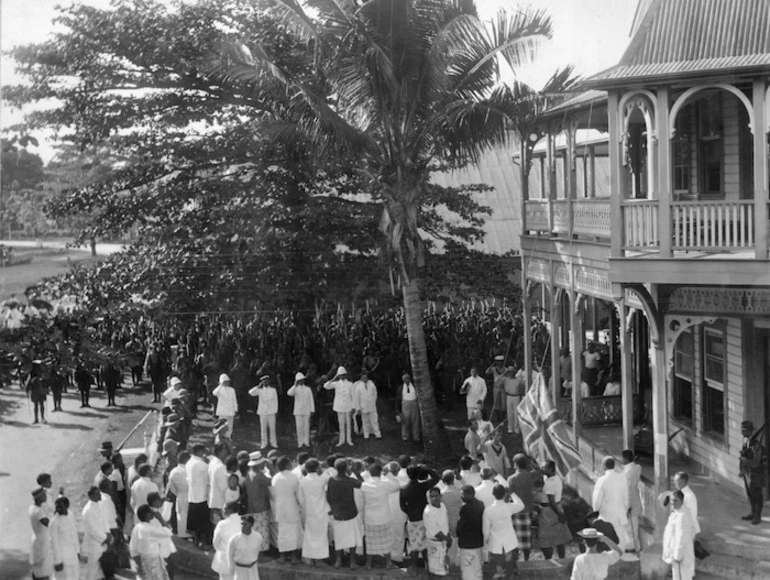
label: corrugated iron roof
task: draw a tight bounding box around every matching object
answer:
[588,0,770,85]
[539,89,607,118]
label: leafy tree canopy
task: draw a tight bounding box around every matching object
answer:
[5,0,500,312]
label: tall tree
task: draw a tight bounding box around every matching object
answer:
[205,0,554,456]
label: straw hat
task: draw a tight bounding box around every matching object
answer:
[294,372,306,382]
[170,377,182,387]
[577,528,604,539]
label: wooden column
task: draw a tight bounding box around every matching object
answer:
[589,145,596,198]
[570,291,583,440]
[551,288,562,408]
[547,132,556,234]
[650,331,669,537]
[618,298,635,450]
[522,273,533,391]
[567,124,577,238]
[608,91,623,258]
[752,78,768,259]
[520,140,529,232]
[656,87,672,258]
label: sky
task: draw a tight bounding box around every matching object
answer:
[1,0,638,162]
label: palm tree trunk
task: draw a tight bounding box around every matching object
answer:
[401,275,451,459]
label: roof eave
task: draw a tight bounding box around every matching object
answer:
[584,64,770,90]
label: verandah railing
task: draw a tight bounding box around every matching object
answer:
[671,199,755,250]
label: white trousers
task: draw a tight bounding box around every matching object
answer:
[294,414,311,446]
[337,412,352,445]
[259,413,277,448]
[224,415,235,438]
[83,551,104,580]
[506,395,521,434]
[360,410,381,438]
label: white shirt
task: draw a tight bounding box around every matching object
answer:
[50,513,79,566]
[459,470,482,489]
[228,531,263,571]
[162,386,181,408]
[361,474,400,524]
[287,383,315,415]
[423,503,449,540]
[249,385,278,415]
[323,378,354,413]
[482,497,524,553]
[130,476,159,516]
[474,480,496,508]
[401,382,417,402]
[100,491,118,529]
[680,485,701,534]
[461,375,487,408]
[544,475,564,502]
[213,384,238,417]
[353,380,378,413]
[623,462,643,512]
[208,456,229,510]
[592,469,629,529]
[129,521,173,558]
[272,470,301,523]
[167,465,189,503]
[187,455,210,504]
[82,500,109,554]
[212,514,242,574]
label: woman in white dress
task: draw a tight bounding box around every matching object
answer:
[297,458,330,565]
[50,497,81,580]
[662,490,695,580]
[29,488,53,580]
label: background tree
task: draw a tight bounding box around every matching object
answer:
[205,0,554,456]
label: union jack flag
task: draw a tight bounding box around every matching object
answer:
[517,372,581,479]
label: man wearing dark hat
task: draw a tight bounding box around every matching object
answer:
[740,420,767,525]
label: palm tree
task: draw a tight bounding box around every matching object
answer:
[206,0,556,457]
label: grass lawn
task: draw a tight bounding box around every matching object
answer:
[0,246,102,299]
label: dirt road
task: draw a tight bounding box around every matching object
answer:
[0,379,155,579]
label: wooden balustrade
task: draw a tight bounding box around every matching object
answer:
[559,394,639,427]
[672,199,755,250]
[573,199,612,238]
[552,200,570,234]
[622,200,659,249]
[524,200,550,233]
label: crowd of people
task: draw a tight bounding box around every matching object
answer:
[27,355,666,580]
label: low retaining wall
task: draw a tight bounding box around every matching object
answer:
[171,537,641,580]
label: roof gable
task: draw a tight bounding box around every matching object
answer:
[588,0,770,85]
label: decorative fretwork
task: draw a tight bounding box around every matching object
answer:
[625,288,644,311]
[554,264,571,289]
[667,287,770,315]
[574,267,613,300]
[573,199,612,238]
[525,258,550,283]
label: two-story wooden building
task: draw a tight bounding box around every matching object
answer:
[519,0,770,541]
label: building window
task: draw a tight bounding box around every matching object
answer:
[702,324,726,435]
[698,93,723,197]
[673,113,691,194]
[673,329,694,422]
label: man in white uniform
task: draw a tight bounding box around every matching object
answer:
[323,366,354,447]
[591,457,631,550]
[353,370,381,439]
[209,444,229,524]
[166,450,191,539]
[287,372,314,448]
[460,367,487,420]
[130,464,159,518]
[249,376,278,449]
[213,374,238,438]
